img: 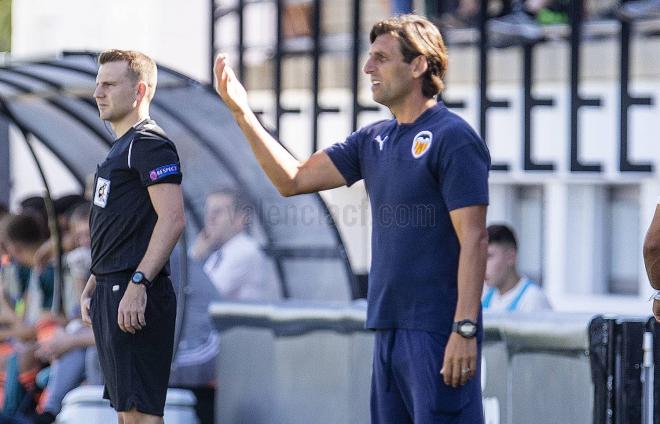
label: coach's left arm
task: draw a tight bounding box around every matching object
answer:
[118,183,185,334]
[441,204,488,388]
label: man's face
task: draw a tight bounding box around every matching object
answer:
[204,194,244,245]
[93,61,138,123]
[485,243,516,289]
[363,33,417,108]
[71,218,91,249]
[4,241,30,267]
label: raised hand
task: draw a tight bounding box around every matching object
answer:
[214,54,250,114]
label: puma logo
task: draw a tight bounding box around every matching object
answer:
[374,135,389,151]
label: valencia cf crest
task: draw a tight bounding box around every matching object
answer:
[411,130,432,158]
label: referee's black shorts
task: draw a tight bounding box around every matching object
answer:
[91,272,177,416]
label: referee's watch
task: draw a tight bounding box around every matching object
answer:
[130,271,152,288]
[452,319,478,339]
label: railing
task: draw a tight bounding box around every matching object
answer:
[211,0,657,174]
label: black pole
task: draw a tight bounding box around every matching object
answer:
[618,15,653,172]
[275,0,283,139]
[569,0,602,172]
[312,0,321,153]
[210,0,216,83]
[350,0,379,132]
[478,0,510,171]
[237,0,246,81]
[522,44,554,171]
[350,0,361,133]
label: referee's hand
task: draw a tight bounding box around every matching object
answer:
[118,283,147,334]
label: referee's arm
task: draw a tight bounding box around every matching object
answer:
[134,183,185,281]
[117,183,185,333]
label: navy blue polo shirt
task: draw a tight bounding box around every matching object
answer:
[325,102,490,334]
[90,119,182,276]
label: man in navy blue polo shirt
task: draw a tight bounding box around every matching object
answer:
[214,14,489,423]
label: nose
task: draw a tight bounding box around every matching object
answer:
[93,85,103,99]
[363,57,374,75]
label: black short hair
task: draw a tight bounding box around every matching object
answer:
[0,203,8,218]
[487,224,517,250]
[5,214,48,246]
[54,194,87,217]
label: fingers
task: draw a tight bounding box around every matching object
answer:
[81,303,92,326]
[441,339,477,388]
[118,309,145,334]
[138,309,146,328]
[443,359,473,387]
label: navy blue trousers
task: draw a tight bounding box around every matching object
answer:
[370,329,484,424]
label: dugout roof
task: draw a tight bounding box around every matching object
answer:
[0,51,357,301]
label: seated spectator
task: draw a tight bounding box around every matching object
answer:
[0,214,58,418]
[168,246,220,424]
[31,204,98,424]
[482,224,551,312]
[32,194,87,272]
[191,188,280,301]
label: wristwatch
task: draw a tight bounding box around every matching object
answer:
[452,319,478,339]
[130,271,152,288]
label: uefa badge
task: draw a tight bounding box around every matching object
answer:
[411,130,433,159]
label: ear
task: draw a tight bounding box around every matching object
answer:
[135,81,148,103]
[505,247,517,267]
[410,55,428,79]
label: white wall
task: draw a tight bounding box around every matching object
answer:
[12,0,211,82]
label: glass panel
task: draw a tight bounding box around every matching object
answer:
[282,258,352,301]
[607,185,639,295]
[515,186,544,284]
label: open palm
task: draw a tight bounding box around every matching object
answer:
[214,54,249,114]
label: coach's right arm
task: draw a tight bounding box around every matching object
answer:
[214,54,345,196]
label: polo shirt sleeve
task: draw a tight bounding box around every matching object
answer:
[324,131,362,187]
[129,135,183,187]
[440,126,490,211]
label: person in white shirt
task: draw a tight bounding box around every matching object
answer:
[482,224,551,312]
[191,188,280,301]
[643,196,660,322]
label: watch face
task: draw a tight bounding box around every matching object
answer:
[132,272,144,284]
[459,322,477,336]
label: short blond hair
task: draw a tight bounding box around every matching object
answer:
[98,49,158,100]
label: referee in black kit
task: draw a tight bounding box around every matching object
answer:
[80,49,185,424]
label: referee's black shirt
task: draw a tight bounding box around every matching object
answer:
[90,119,183,276]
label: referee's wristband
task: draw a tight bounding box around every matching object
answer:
[649,290,660,301]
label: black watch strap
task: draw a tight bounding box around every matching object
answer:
[131,271,152,288]
[452,319,478,338]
